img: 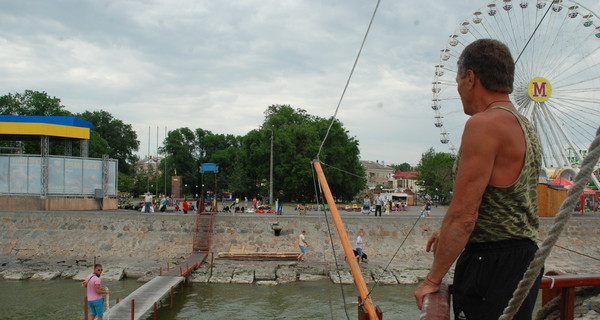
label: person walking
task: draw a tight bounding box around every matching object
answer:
[374,193,383,217]
[298,230,308,261]
[414,39,542,320]
[276,190,285,215]
[83,264,109,320]
[355,229,366,263]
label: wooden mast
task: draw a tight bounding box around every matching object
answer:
[312,160,380,320]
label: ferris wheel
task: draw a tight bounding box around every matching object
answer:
[432,0,600,188]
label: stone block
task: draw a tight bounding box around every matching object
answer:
[232,269,254,284]
[209,267,234,284]
[371,269,398,285]
[393,270,418,285]
[276,266,297,284]
[3,269,33,280]
[101,268,125,282]
[254,267,277,280]
[361,269,374,284]
[61,269,80,279]
[299,273,328,281]
[329,269,354,284]
[73,269,92,281]
[189,268,211,283]
[31,271,61,280]
[256,280,278,286]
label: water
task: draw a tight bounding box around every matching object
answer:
[157,280,421,319]
[0,278,140,320]
[0,279,421,319]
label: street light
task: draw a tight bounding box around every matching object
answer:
[269,128,274,205]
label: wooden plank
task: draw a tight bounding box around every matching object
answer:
[109,276,184,320]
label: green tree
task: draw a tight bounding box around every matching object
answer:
[415,148,455,203]
[0,90,71,116]
[390,162,413,172]
[246,105,364,202]
[0,90,73,154]
[77,110,140,174]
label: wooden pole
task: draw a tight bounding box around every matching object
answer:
[313,160,379,320]
[84,296,88,320]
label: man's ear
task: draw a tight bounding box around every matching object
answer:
[466,69,476,87]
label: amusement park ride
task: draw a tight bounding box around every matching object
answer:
[431,0,600,189]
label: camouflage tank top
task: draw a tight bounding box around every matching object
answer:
[453,106,542,243]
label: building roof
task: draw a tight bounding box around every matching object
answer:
[393,170,419,179]
[360,160,394,171]
[0,115,93,140]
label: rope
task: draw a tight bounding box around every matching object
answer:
[499,126,600,320]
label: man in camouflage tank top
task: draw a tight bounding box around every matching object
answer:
[415,39,542,320]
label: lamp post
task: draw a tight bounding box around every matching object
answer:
[269,128,274,205]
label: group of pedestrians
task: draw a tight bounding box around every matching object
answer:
[361,194,409,216]
[142,192,190,214]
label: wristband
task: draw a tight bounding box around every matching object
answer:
[426,273,441,285]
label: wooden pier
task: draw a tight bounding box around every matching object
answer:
[107,252,207,320]
[108,276,184,320]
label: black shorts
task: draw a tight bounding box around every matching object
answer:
[452,239,542,320]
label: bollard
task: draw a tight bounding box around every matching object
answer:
[117,297,120,304]
[187,263,189,275]
[180,266,183,276]
[160,267,162,276]
[84,296,88,320]
[167,262,170,272]
[131,299,135,320]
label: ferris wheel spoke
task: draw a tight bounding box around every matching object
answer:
[546,98,600,129]
[537,105,572,166]
[554,68,600,89]
[548,99,596,145]
[551,94,600,113]
[542,100,593,151]
[550,93,600,115]
[545,36,600,80]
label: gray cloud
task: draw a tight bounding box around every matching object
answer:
[2,0,595,166]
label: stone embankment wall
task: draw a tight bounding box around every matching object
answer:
[1,211,599,270]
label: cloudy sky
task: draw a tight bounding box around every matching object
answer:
[1,0,598,166]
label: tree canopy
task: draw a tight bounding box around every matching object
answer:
[160,104,365,202]
[415,148,455,203]
[77,110,139,174]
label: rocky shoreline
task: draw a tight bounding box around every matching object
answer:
[0,254,428,285]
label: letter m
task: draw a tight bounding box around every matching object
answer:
[532,81,547,97]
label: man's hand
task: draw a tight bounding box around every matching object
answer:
[414,277,441,310]
[426,230,440,253]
